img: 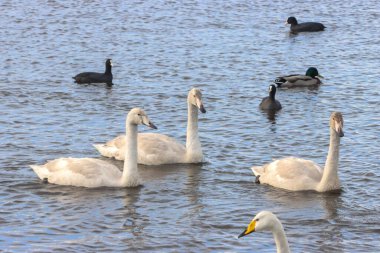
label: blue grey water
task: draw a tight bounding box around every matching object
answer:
[1,0,379,252]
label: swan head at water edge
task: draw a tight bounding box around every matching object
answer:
[188,88,206,113]
[128,108,157,129]
[330,112,344,137]
[238,211,281,238]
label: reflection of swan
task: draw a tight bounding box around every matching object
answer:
[94,88,206,165]
[238,211,290,253]
[252,112,344,192]
[30,108,156,188]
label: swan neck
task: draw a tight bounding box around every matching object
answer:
[121,122,139,185]
[186,102,202,159]
[273,224,291,253]
[318,127,340,191]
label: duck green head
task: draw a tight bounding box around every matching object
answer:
[305,67,323,78]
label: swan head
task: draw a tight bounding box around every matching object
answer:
[238,211,281,238]
[127,108,157,129]
[188,88,206,113]
[330,112,344,137]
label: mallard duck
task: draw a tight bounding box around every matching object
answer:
[286,16,325,33]
[275,67,323,88]
[259,85,282,111]
[73,59,113,86]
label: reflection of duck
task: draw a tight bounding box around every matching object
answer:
[259,85,282,111]
[275,67,323,88]
[286,16,325,33]
[73,59,113,86]
[30,108,156,188]
[94,88,206,165]
[238,211,290,253]
[252,112,344,192]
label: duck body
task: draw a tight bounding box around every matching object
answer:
[259,85,282,111]
[73,59,113,85]
[286,17,325,33]
[275,67,322,88]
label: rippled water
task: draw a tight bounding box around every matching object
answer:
[1,0,379,252]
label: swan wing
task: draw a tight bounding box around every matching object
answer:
[30,158,121,187]
[254,157,323,191]
[138,133,186,165]
[93,134,126,160]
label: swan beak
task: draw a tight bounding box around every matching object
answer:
[335,122,344,137]
[148,121,157,129]
[238,220,256,238]
[196,98,206,113]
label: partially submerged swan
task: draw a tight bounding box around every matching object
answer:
[30,108,156,188]
[94,88,206,165]
[73,59,113,86]
[275,67,323,88]
[259,85,282,111]
[286,16,325,33]
[238,211,291,253]
[252,112,344,192]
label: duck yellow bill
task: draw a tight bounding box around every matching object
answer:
[317,74,324,78]
[238,220,256,238]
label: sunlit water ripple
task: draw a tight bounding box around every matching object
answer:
[1,0,379,252]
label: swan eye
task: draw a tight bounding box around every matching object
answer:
[255,219,259,222]
[137,114,141,116]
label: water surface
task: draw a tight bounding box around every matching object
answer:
[1,0,379,252]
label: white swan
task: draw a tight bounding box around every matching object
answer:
[94,88,206,165]
[238,211,290,253]
[252,112,344,192]
[30,108,157,188]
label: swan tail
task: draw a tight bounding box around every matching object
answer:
[251,166,264,176]
[93,144,119,159]
[30,165,50,181]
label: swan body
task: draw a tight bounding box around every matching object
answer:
[238,211,290,253]
[259,85,282,111]
[275,67,322,88]
[73,59,113,86]
[94,88,206,165]
[286,16,325,33]
[30,108,156,188]
[252,112,344,192]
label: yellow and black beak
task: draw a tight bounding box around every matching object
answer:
[238,220,256,238]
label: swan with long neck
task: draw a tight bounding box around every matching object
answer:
[238,211,291,253]
[93,88,206,165]
[30,108,156,188]
[252,112,344,192]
